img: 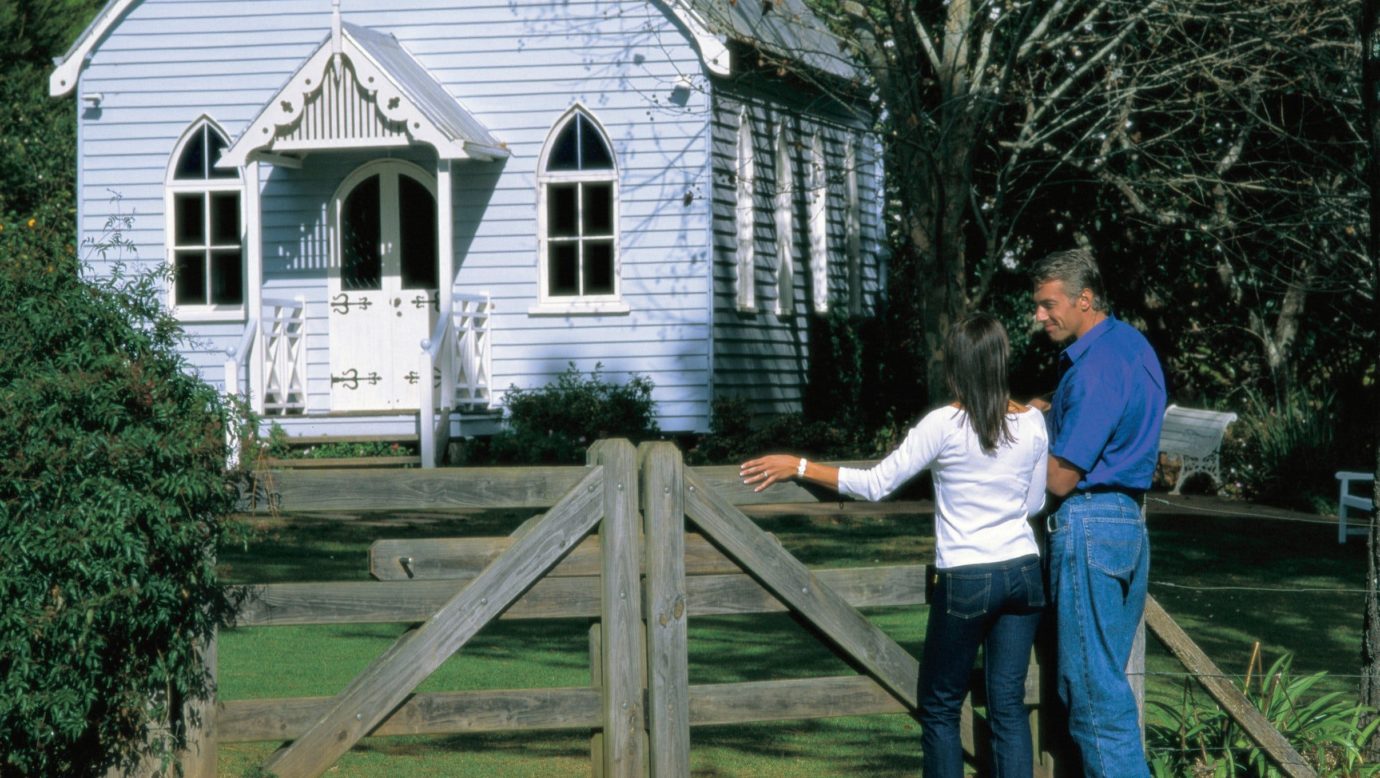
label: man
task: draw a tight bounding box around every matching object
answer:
[1031,249,1166,777]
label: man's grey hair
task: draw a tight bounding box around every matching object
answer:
[1030,249,1108,312]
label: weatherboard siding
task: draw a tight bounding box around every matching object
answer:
[709,78,884,419]
[73,0,716,432]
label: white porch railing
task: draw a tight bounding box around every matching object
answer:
[261,297,308,415]
[224,295,308,418]
[419,292,493,468]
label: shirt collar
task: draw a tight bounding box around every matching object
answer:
[1061,314,1116,367]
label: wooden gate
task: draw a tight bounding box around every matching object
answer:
[197,439,1053,776]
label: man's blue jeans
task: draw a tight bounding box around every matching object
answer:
[919,554,1044,778]
[1048,492,1150,777]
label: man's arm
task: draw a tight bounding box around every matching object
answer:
[1047,454,1083,497]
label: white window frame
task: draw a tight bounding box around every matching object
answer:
[846,134,862,316]
[773,121,795,317]
[165,118,245,322]
[735,110,757,313]
[531,105,627,316]
[808,131,829,314]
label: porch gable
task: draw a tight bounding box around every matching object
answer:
[218,20,507,168]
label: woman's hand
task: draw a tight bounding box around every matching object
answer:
[740,454,802,493]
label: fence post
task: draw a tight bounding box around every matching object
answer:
[179,629,217,778]
[639,442,690,777]
[588,440,646,777]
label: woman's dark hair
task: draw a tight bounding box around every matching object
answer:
[944,314,1014,453]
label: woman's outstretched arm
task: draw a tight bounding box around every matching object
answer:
[739,455,840,493]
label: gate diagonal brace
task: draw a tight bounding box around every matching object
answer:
[682,468,921,710]
[261,466,607,778]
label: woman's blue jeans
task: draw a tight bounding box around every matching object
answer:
[919,554,1044,778]
[1048,492,1150,777]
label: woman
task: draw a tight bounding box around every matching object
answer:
[739,314,1049,778]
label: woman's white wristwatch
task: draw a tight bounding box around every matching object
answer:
[796,458,808,478]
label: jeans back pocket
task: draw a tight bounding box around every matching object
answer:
[1085,517,1145,583]
[1018,559,1047,610]
[946,572,992,619]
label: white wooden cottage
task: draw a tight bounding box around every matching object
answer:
[52,0,886,465]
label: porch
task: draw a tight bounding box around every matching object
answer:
[223,292,497,467]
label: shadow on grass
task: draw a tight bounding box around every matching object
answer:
[1146,509,1368,696]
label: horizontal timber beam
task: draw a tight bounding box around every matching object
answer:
[372,533,742,580]
[218,675,930,743]
[252,461,881,513]
[229,565,928,627]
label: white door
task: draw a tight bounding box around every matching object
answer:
[328,162,439,412]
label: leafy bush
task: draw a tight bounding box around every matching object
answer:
[479,363,659,464]
[0,216,238,775]
[249,424,417,460]
[1146,653,1380,777]
[686,397,895,466]
[1219,386,1338,510]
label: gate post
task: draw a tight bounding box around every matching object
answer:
[588,440,646,777]
[639,442,690,777]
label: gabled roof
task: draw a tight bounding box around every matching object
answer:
[51,0,861,99]
[681,0,861,83]
[217,21,507,167]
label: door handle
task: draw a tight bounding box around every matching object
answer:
[392,297,402,307]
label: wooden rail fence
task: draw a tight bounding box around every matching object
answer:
[163,439,1316,777]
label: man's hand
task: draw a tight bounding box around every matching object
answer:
[1027,395,1052,412]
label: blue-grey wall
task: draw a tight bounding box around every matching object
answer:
[71,0,885,436]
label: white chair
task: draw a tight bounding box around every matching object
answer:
[1336,471,1375,544]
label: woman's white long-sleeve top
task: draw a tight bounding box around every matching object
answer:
[837,405,1049,570]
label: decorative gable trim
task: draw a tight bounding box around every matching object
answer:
[220,23,506,168]
[660,0,731,76]
[54,1,739,97]
[49,0,133,97]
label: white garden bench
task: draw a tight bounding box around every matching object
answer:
[1336,471,1375,544]
[1159,404,1238,494]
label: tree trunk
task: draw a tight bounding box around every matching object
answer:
[1359,0,1380,760]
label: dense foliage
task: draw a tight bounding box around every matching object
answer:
[1146,653,1380,776]
[472,363,660,464]
[0,215,239,774]
[789,0,1375,505]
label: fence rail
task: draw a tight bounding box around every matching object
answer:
[166,442,1318,777]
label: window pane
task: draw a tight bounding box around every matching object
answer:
[547,120,579,171]
[549,242,578,296]
[174,193,205,245]
[175,250,207,305]
[548,183,578,238]
[175,126,207,180]
[582,183,613,235]
[399,175,438,290]
[210,192,240,245]
[341,175,381,291]
[578,115,613,169]
[207,129,236,179]
[210,249,243,305]
[583,240,614,295]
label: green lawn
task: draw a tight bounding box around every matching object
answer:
[214,499,1367,776]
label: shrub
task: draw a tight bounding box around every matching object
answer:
[482,363,659,464]
[1146,652,1380,777]
[686,397,892,466]
[0,214,238,775]
[1220,386,1338,510]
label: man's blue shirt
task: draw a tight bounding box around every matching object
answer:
[1048,316,1167,491]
